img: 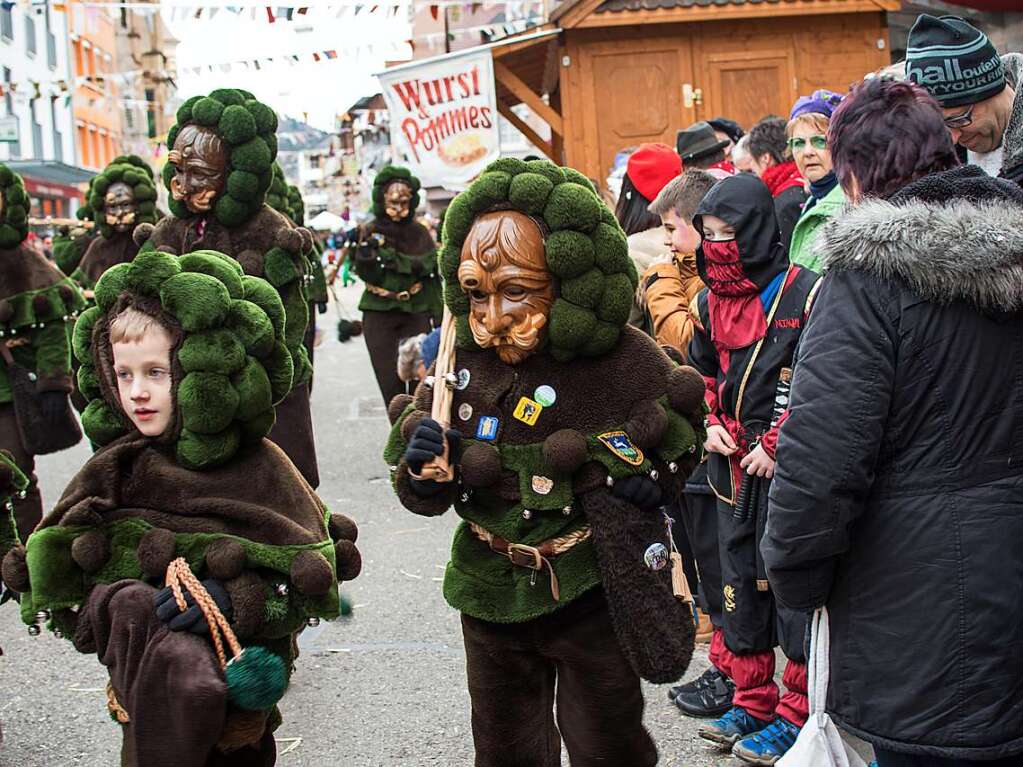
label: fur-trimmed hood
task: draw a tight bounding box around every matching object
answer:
[1001,53,1023,175]
[817,166,1023,312]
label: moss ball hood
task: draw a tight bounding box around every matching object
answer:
[0,163,31,249]
[88,155,160,238]
[372,165,421,223]
[73,248,295,470]
[164,88,278,227]
[439,158,638,362]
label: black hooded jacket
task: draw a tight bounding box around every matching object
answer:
[763,166,1023,759]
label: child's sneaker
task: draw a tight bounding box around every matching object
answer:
[731,716,801,764]
[697,706,769,749]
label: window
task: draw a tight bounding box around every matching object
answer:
[24,11,36,56]
[45,6,56,68]
[77,125,89,166]
[73,40,83,77]
[50,97,62,162]
[1,4,13,41]
[145,87,156,138]
[31,102,43,157]
[2,67,18,158]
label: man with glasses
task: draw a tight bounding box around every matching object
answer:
[907,14,1023,185]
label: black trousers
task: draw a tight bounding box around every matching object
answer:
[461,592,657,767]
[679,488,723,624]
[0,403,43,541]
[874,748,1022,767]
[361,309,434,407]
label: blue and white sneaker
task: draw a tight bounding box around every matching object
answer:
[697,705,769,749]
[731,716,802,765]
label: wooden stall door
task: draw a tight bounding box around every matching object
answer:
[696,48,797,130]
[578,37,694,184]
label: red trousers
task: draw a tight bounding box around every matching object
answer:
[709,628,808,726]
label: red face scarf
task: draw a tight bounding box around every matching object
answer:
[761,160,804,198]
[702,239,766,350]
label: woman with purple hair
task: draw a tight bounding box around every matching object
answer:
[763,76,1023,766]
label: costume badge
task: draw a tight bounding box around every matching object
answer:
[644,543,669,571]
[476,416,499,441]
[456,368,471,390]
[531,475,554,495]
[458,402,473,421]
[512,396,542,426]
[533,385,556,407]
[597,430,644,466]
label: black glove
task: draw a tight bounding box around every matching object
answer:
[317,301,328,314]
[611,475,662,511]
[154,579,233,635]
[404,418,461,474]
[38,390,68,420]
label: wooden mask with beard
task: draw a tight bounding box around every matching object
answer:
[383,180,413,222]
[168,125,229,214]
[104,182,138,232]
[458,211,553,365]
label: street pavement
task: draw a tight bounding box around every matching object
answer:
[0,284,752,767]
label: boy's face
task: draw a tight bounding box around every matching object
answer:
[112,325,175,437]
[699,214,736,242]
[661,210,702,256]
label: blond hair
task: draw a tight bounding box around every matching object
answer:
[786,112,830,138]
[109,307,165,345]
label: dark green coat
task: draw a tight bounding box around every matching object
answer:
[355,217,442,319]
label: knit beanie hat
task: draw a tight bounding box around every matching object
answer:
[906,15,1005,108]
[626,143,682,202]
[790,89,844,120]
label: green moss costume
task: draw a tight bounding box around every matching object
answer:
[0,449,28,581]
[72,156,160,293]
[287,183,328,307]
[386,158,707,685]
[54,185,97,276]
[0,249,361,767]
[0,164,86,538]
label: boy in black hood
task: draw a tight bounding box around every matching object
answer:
[685,173,819,765]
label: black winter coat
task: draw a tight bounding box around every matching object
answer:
[762,166,1023,760]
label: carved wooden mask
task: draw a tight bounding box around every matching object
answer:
[383,181,413,222]
[104,182,138,232]
[168,125,229,214]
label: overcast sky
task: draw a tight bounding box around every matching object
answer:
[164,4,413,130]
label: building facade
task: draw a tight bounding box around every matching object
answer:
[68,0,124,171]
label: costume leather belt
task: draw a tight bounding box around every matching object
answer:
[364,281,423,302]
[469,521,592,602]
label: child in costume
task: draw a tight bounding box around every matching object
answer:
[386,159,707,766]
[347,166,442,405]
[0,249,361,767]
[0,164,86,541]
[686,173,819,764]
[136,89,320,489]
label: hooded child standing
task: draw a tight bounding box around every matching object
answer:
[686,173,820,765]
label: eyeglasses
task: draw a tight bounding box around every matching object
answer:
[943,104,975,129]
[787,135,827,153]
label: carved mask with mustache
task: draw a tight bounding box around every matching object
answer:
[168,124,228,214]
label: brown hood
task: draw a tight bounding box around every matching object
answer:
[0,242,67,301]
[40,435,328,545]
[77,230,139,288]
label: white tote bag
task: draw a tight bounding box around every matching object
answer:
[777,607,868,767]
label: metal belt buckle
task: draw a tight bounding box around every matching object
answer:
[507,543,543,571]
[396,290,411,301]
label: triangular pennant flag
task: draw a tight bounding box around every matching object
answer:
[194,7,202,18]
[429,4,438,19]
[297,6,308,14]
[313,52,321,61]
[285,7,294,20]
[266,6,275,22]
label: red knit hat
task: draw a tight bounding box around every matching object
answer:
[626,143,682,201]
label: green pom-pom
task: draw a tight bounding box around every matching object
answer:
[245,100,277,134]
[0,166,11,185]
[592,222,631,276]
[508,172,554,216]
[597,273,634,325]
[581,320,620,357]
[94,262,132,311]
[438,243,461,280]
[191,97,224,127]
[561,268,605,309]
[466,171,511,214]
[82,400,126,445]
[121,169,140,186]
[548,298,597,351]
[563,168,597,194]
[444,282,469,315]
[220,105,257,145]
[241,275,286,338]
[225,646,287,711]
[178,329,247,375]
[176,96,201,125]
[209,88,244,107]
[232,138,272,173]
[92,176,110,195]
[227,170,261,202]
[76,364,101,401]
[545,230,595,279]
[178,372,239,434]
[454,315,479,350]
[166,124,180,152]
[543,183,602,234]
[239,409,275,445]
[214,196,250,228]
[160,272,232,332]
[125,250,181,296]
[177,425,241,470]
[266,342,294,402]
[227,300,275,357]
[263,247,299,287]
[72,306,102,363]
[133,184,157,202]
[484,157,528,176]
[524,160,566,186]
[442,195,474,250]
[179,253,244,299]
[161,163,174,189]
[232,356,273,420]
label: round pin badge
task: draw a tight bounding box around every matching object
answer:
[533,385,556,408]
[643,543,669,571]
[456,368,471,390]
[458,402,473,421]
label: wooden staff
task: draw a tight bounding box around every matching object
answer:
[417,306,457,482]
[28,217,93,228]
